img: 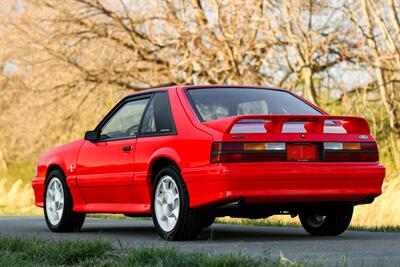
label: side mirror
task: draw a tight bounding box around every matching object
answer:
[84,130,99,142]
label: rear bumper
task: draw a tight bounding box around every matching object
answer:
[182,162,385,208]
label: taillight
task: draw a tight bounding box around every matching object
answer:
[323,142,379,162]
[211,141,379,163]
[211,142,286,163]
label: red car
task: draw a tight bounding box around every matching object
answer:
[32,85,385,240]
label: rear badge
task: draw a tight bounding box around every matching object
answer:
[301,134,305,138]
[359,135,368,140]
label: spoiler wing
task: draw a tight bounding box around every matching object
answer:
[202,115,370,134]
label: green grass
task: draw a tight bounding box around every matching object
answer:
[348,224,400,233]
[0,235,115,266]
[0,235,317,267]
[216,218,301,229]
[118,247,316,267]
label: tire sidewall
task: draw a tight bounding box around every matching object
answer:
[152,166,187,239]
[299,206,353,236]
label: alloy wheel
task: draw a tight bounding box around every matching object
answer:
[45,177,64,225]
[154,175,180,232]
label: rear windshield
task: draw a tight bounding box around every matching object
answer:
[186,88,321,121]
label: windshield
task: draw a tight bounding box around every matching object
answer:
[186,88,321,121]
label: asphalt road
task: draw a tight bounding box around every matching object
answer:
[0,217,399,266]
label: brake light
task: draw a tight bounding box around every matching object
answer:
[323,142,379,162]
[211,142,379,163]
[211,142,286,163]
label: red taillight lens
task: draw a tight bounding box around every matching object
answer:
[211,142,379,163]
[211,153,287,163]
[211,142,286,163]
[323,142,379,162]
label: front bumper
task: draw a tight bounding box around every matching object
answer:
[32,177,45,207]
[182,162,385,208]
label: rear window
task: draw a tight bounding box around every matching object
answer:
[186,88,321,121]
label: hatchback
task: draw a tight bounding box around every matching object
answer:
[32,86,385,240]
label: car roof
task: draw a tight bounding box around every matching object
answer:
[126,85,289,97]
[123,84,326,115]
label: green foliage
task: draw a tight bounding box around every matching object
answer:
[120,246,316,267]
[0,235,317,267]
[0,235,114,266]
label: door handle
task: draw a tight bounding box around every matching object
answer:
[122,146,132,152]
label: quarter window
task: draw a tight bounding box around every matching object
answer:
[140,92,176,135]
[100,98,149,140]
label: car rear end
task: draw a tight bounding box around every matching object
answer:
[181,87,385,210]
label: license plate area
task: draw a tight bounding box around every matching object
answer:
[287,143,318,161]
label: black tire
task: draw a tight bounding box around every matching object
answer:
[152,166,203,241]
[299,206,353,236]
[44,169,86,232]
[201,215,216,228]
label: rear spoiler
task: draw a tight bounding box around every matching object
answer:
[202,115,370,134]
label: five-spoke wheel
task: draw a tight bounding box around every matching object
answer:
[152,166,203,240]
[154,175,180,232]
[44,169,85,232]
[45,178,64,226]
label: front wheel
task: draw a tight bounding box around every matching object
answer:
[152,166,203,240]
[44,170,85,232]
[299,206,353,236]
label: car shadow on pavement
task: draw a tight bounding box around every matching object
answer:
[79,223,363,242]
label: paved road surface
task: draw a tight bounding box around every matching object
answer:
[0,216,399,266]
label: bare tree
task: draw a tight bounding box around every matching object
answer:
[262,0,357,104]
[0,0,398,166]
[346,0,400,133]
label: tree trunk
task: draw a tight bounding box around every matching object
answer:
[302,67,318,104]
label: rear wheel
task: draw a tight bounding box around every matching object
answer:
[44,169,85,232]
[299,206,353,236]
[152,166,203,240]
[201,215,216,228]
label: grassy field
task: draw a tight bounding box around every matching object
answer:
[0,235,315,267]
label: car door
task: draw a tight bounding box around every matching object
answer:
[76,95,151,205]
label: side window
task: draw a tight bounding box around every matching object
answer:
[140,92,176,136]
[100,98,149,140]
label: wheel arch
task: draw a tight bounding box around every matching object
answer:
[146,147,182,192]
[46,164,65,180]
[149,156,181,185]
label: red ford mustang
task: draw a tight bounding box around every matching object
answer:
[32,85,385,240]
